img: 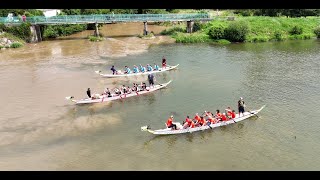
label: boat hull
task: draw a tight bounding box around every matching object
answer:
[142,105,265,135]
[67,80,172,105]
[96,64,179,78]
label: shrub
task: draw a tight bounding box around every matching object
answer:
[0,23,7,32]
[173,32,211,43]
[6,22,31,42]
[160,26,186,35]
[224,21,249,42]
[289,25,303,35]
[215,39,231,44]
[10,42,23,48]
[208,25,225,40]
[43,26,58,39]
[274,30,284,41]
[314,26,320,38]
[192,21,205,32]
[88,35,103,42]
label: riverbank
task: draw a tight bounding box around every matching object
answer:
[162,16,320,43]
[1,16,320,50]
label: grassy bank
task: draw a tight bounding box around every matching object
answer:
[162,16,320,43]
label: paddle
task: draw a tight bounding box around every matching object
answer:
[154,79,163,86]
[199,111,212,129]
[246,106,259,118]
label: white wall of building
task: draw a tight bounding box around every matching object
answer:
[38,9,61,17]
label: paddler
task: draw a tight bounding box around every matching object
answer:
[154,63,159,71]
[133,65,140,73]
[124,66,131,74]
[166,115,177,130]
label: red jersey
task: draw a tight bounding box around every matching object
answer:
[166,118,173,127]
[231,112,236,118]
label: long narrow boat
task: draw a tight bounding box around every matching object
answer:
[141,105,266,135]
[65,80,172,105]
[95,64,179,78]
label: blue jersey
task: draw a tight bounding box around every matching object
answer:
[125,67,131,74]
[147,65,153,71]
[133,67,139,73]
[141,67,146,73]
[154,65,159,70]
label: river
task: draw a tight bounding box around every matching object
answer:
[0,23,320,170]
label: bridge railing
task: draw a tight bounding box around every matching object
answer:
[0,13,211,25]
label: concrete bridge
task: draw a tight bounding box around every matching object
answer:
[0,13,213,42]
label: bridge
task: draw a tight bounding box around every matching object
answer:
[0,13,212,42]
[0,13,211,25]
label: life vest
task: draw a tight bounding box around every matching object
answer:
[166,118,173,127]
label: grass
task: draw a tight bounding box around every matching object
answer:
[88,35,103,42]
[162,16,320,43]
[0,32,25,44]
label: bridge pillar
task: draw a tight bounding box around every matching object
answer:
[30,25,42,43]
[94,23,100,37]
[143,21,148,35]
[186,21,194,33]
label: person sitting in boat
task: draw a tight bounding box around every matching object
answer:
[215,109,222,121]
[225,107,233,119]
[199,116,207,126]
[154,63,159,71]
[104,88,112,97]
[139,64,146,73]
[166,115,177,130]
[193,113,201,123]
[146,64,153,72]
[114,87,121,95]
[121,85,127,94]
[110,65,117,75]
[140,82,147,91]
[127,86,132,94]
[162,56,167,68]
[231,110,236,119]
[124,66,131,74]
[206,114,217,125]
[133,65,140,73]
[183,115,193,129]
[215,110,227,122]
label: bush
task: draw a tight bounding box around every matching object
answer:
[6,22,31,42]
[10,42,23,48]
[288,34,312,40]
[0,23,7,32]
[208,25,225,40]
[289,25,303,35]
[192,21,205,32]
[314,26,320,38]
[88,35,103,42]
[43,26,58,39]
[249,35,269,42]
[160,26,186,35]
[215,39,231,44]
[274,30,285,41]
[0,45,3,49]
[224,21,249,42]
[173,32,211,43]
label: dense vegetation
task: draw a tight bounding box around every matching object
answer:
[163,16,320,43]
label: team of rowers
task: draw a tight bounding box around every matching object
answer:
[110,56,167,75]
[87,82,152,99]
[166,108,237,130]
